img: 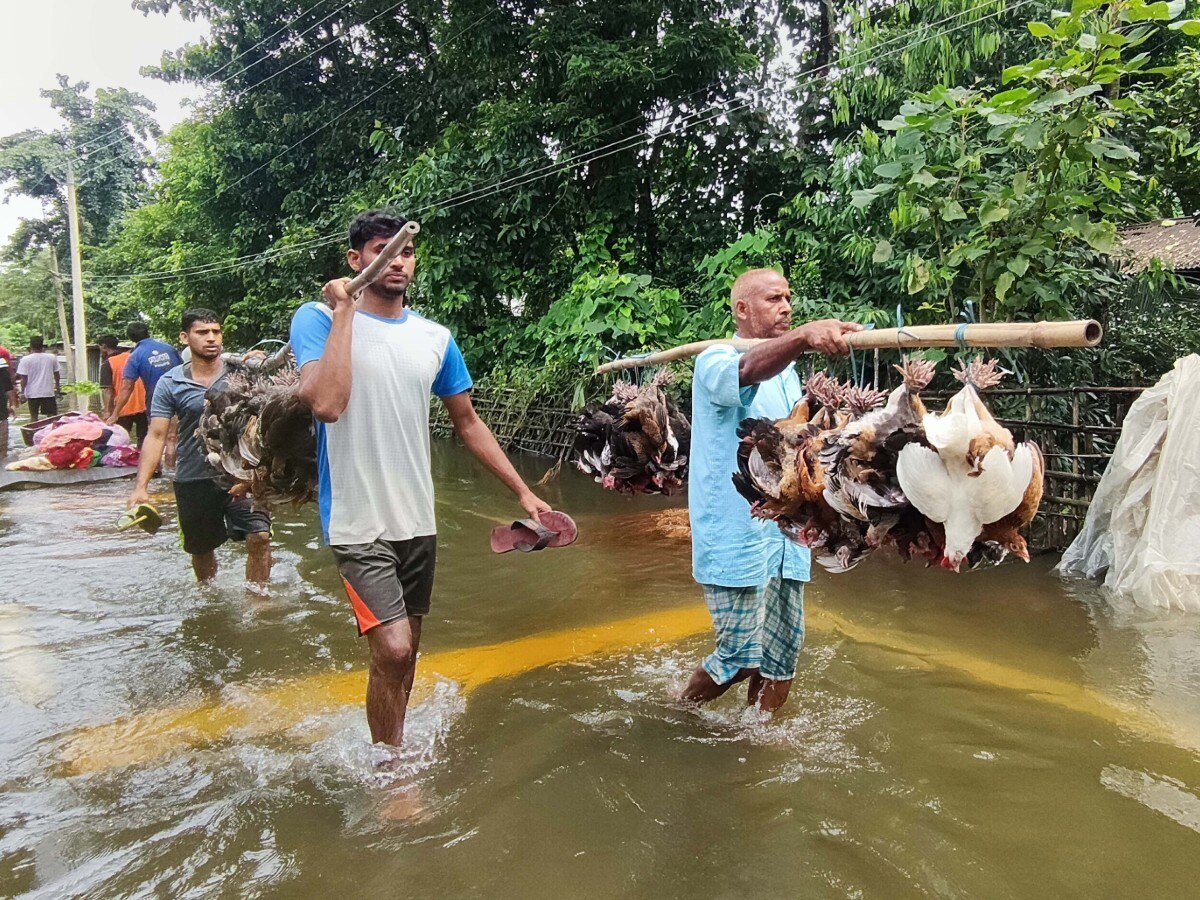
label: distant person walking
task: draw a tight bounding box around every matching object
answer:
[105,323,181,426]
[126,310,272,587]
[16,336,61,420]
[0,354,15,453]
[98,335,148,447]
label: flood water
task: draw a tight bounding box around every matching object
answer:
[2,432,1199,898]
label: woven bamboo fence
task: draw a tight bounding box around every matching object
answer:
[437,383,1147,552]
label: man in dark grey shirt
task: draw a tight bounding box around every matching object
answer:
[126,309,272,588]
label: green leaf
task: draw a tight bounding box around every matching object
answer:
[1027,22,1055,37]
[906,256,931,295]
[995,271,1015,303]
[873,161,904,179]
[1169,19,1200,34]
[1098,170,1122,193]
[1007,255,1030,277]
[941,199,967,221]
[872,239,894,263]
[1079,32,1097,49]
[1012,172,1029,197]
[978,201,1010,226]
[909,169,938,187]
[850,188,880,209]
[1082,221,1117,253]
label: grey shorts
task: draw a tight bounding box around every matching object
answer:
[329,536,437,635]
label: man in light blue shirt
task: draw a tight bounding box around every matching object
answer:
[683,269,859,712]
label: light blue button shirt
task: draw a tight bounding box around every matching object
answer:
[688,345,812,587]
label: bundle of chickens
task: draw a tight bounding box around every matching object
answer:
[196,368,318,510]
[574,371,691,495]
[733,358,1044,574]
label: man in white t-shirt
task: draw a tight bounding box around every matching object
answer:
[290,209,552,747]
[16,336,61,420]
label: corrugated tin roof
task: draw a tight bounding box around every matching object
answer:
[1119,218,1200,273]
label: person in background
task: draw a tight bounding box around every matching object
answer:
[98,335,115,413]
[16,336,61,421]
[0,342,12,368]
[98,335,148,447]
[0,353,14,454]
[126,309,272,587]
[104,322,181,426]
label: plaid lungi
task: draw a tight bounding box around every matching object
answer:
[700,577,805,683]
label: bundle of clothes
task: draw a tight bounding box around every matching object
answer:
[6,412,140,472]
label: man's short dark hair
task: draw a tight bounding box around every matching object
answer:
[98,334,119,350]
[181,308,221,333]
[127,322,150,342]
[29,335,45,351]
[348,209,409,251]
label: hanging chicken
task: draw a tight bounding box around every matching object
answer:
[574,371,690,495]
[896,358,1042,571]
[197,368,318,510]
[733,357,1043,574]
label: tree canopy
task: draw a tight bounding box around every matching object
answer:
[1,0,1197,389]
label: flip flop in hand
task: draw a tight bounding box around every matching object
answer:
[490,510,578,553]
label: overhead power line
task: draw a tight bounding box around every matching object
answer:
[84,0,1034,287]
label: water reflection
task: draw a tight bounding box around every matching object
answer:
[0,440,1198,897]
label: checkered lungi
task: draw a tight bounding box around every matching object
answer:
[700,577,806,684]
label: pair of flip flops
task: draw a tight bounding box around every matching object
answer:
[490,510,578,553]
[116,503,164,535]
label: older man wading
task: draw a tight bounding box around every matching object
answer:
[681,269,860,712]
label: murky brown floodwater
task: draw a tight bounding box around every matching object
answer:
[1,420,1199,898]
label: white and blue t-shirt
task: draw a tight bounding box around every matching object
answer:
[290,302,473,546]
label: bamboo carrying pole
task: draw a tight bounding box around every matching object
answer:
[225,220,422,372]
[593,319,1103,375]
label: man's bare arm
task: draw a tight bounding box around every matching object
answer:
[105,380,135,425]
[442,391,551,523]
[127,416,171,508]
[738,320,862,387]
[296,279,355,423]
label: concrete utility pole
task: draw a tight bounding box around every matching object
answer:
[48,245,75,384]
[65,158,88,411]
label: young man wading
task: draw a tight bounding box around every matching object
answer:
[127,310,273,587]
[290,209,552,747]
[682,269,859,711]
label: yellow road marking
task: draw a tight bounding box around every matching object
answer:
[59,605,712,774]
[59,605,1193,775]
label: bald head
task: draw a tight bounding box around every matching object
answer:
[730,268,793,339]
[731,268,785,305]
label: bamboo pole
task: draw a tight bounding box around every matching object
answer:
[593,319,1102,375]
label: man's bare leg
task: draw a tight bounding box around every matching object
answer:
[365,617,417,746]
[755,678,793,712]
[746,671,765,706]
[402,616,423,700]
[191,551,218,582]
[680,665,757,704]
[244,531,272,587]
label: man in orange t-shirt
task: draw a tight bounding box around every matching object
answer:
[99,335,148,447]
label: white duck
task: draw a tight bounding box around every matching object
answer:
[896,358,1035,570]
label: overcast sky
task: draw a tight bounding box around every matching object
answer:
[0,0,210,245]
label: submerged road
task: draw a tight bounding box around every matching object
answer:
[60,602,1192,775]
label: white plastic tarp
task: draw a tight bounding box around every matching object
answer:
[1058,354,1200,612]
